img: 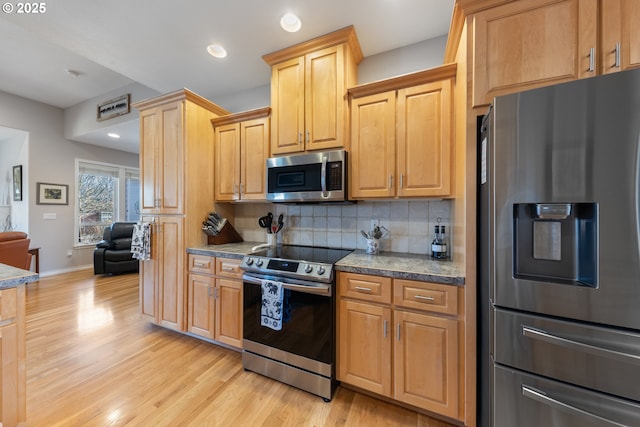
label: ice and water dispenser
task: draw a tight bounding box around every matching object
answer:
[513,203,598,287]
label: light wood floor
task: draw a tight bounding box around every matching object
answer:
[20,268,456,427]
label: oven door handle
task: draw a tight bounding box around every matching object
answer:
[243,274,331,296]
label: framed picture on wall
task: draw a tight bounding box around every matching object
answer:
[12,165,22,201]
[36,182,68,205]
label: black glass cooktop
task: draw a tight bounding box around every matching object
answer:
[250,245,352,265]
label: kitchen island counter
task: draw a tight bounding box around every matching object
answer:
[0,263,39,288]
[336,250,464,285]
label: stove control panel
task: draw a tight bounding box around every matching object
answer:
[240,256,334,283]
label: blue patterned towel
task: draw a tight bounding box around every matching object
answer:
[261,279,284,331]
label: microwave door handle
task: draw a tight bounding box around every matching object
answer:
[321,155,328,198]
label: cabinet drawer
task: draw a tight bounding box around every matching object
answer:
[0,287,17,320]
[338,272,392,304]
[188,254,215,275]
[394,280,458,316]
[215,257,243,279]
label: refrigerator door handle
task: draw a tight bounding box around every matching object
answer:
[522,325,640,364]
[521,385,628,427]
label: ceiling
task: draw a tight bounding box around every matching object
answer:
[0,0,455,153]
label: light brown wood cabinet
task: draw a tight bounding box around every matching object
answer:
[140,215,184,331]
[263,26,362,155]
[0,286,25,427]
[187,254,243,349]
[471,0,640,107]
[133,90,229,333]
[348,65,455,199]
[212,107,270,201]
[337,272,460,420]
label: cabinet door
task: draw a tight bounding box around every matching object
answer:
[337,299,392,396]
[187,273,215,339]
[139,107,160,212]
[349,91,396,198]
[601,0,640,74]
[394,310,458,418]
[397,79,452,197]
[139,102,184,213]
[139,251,156,322]
[271,56,305,154]
[157,216,185,331]
[305,45,346,151]
[139,217,157,322]
[214,122,241,201]
[472,0,598,107]
[240,117,269,200]
[0,322,19,427]
[215,278,243,348]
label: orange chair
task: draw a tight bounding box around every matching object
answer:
[0,232,33,270]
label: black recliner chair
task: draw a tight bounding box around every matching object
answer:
[93,222,139,275]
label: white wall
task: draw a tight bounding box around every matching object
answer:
[358,35,448,84]
[0,130,28,231]
[0,91,138,275]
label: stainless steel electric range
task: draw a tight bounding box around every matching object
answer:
[240,245,352,401]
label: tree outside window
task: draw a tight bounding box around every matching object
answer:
[76,160,140,245]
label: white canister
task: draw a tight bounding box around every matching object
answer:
[365,238,379,254]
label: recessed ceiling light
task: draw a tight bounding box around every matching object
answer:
[207,44,227,58]
[280,13,301,32]
[107,133,120,139]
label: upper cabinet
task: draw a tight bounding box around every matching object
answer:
[600,0,640,74]
[348,65,456,199]
[135,89,229,214]
[212,107,271,202]
[471,0,640,107]
[263,26,363,155]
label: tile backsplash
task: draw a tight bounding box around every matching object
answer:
[232,200,451,256]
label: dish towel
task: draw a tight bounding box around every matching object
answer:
[131,222,151,261]
[261,279,284,331]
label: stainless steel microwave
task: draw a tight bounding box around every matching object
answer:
[266,149,347,202]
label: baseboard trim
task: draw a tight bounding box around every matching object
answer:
[38,264,93,278]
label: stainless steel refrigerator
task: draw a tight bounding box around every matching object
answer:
[479,68,640,427]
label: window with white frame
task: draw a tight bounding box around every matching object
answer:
[75,159,140,245]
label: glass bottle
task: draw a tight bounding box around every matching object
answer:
[431,225,448,259]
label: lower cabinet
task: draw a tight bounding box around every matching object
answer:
[0,286,25,427]
[337,272,460,420]
[187,254,243,349]
[139,216,185,331]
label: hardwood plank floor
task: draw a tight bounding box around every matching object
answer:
[20,268,457,427]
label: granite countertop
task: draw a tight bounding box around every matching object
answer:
[187,243,465,286]
[336,250,465,286]
[187,242,263,259]
[0,263,39,289]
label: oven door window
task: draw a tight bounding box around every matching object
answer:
[243,282,333,364]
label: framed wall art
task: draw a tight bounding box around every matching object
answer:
[36,182,69,205]
[12,165,22,201]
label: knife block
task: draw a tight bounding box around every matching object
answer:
[206,221,243,245]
